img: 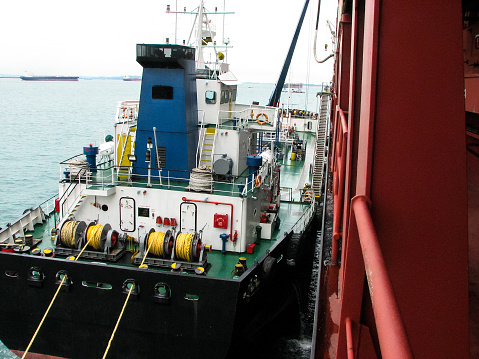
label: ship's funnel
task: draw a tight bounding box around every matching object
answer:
[133,44,198,179]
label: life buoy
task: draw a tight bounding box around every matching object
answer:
[255,175,262,188]
[302,190,314,202]
[256,113,268,125]
[312,113,317,120]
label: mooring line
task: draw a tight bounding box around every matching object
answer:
[102,285,134,359]
[21,276,66,359]
[139,235,154,267]
[103,244,151,358]
[21,238,92,358]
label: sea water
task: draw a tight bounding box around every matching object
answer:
[0,78,323,358]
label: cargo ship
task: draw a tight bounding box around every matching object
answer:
[0,1,328,358]
[282,83,304,93]
[7,0,478,357]
[311,0,474,358]
[20,76,79,81]
[122,75,141,81]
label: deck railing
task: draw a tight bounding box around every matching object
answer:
[59,160,278,199]
[290,196,316,234]
[115,101,139,123]
[217,105,279,130]
[39,194,58,217]
[345,195,413,359]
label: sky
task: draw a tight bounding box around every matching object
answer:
[0,0,337,84]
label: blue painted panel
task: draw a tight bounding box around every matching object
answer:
[133,54,198,179]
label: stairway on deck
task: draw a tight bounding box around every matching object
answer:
[199,128,216,169]
[312,93,330,197]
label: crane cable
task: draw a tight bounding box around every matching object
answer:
[21,235,95,359]
[313,0,335,64]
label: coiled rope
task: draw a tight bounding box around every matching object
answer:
[175,232,194,262]
[60,220,80,248]
[187,166,213,193]
[148,231,165,257]
[86,224,103,250]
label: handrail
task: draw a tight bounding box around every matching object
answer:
[89,163,268,199]
[290,196,315,234]
[117,130,131,178]
[331,106,348,265]
[196,127,206,167]
[57,168,88,213]
[345,317,354,359]
[59,153,84,165]
[350,195,413,359]
[39,194,58,217]
[217,106,279,130]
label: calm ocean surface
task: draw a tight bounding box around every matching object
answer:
[0,78,323,226]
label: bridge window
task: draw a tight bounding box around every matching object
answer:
[220,90,230,104]
[205,91,216,104]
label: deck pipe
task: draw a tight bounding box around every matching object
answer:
[83,144,99,173]
[352,196,413,359]
[220,233,229,254]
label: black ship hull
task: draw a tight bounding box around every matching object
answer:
[0,219,318,359]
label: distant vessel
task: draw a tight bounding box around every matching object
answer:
[122,75,141,81]
[20,75,79,81]
[282,82,304,93]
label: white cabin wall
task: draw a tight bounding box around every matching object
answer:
[212,129,250,176]
[197,80,221,124]
[72,186,249,253]
[238,130,250,175]
[287,117,317,133]
[197,79,237,125]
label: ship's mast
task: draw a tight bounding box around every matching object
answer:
[167,1,234,75]
[196,0,205,68]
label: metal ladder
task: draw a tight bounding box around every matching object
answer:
[312,92,331,197]
[199,127,216,169]
[117,127,136,179]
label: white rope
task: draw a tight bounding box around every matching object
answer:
[187,165,213,192]
[66,158,89,178]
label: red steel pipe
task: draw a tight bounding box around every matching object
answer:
[182,197,234,240]
[351,195,413,359]
[345,317,355,359]
[331,108,349,265]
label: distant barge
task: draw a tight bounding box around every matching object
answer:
[20,76,79,81]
